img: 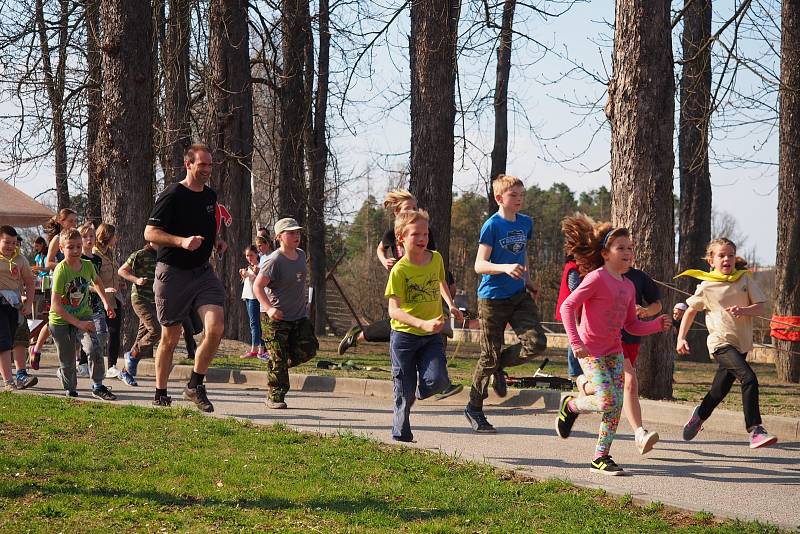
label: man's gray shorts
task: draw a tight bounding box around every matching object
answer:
[154,262,225,326]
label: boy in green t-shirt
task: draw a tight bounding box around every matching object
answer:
[117,242,159,386]
[384,210,463,442]
[49,229,117,399]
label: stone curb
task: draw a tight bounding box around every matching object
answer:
[135,361,800,441]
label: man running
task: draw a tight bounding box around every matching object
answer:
[144,143,226,412]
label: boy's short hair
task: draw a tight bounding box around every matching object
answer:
[60,228,81,243]
[0,225,18,238]
[394,209,430,239]
[78,221,96,237]
[492,174,524,197]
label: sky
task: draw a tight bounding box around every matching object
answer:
[3,1,782,265]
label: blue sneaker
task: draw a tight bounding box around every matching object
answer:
[119,369,138,387]
[15,370,38,390]
[125,352,140,377]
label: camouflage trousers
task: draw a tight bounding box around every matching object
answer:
[261,315,318,401]
[469,291,548,409]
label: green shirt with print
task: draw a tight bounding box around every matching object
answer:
[125,248,157,302]
[384,250,445,336]
[49,259,98,326]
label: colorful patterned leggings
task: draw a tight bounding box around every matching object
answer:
[573,353,624,457]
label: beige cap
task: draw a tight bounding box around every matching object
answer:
[274,218,303,235]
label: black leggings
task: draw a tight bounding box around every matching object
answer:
[106,301,123,368]
[698,345,762,430]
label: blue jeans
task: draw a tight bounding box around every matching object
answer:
[79,310,108,365]
[244,299,263,349]
[389,330,451,440]
[567,345,583,379]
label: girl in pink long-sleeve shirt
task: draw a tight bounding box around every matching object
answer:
[556,215,670,476]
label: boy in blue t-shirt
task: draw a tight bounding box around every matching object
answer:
[464,175,547,433]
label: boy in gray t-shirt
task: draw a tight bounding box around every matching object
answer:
[253,218,318,409]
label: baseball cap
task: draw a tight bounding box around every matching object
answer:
[274,218,303,235]
[673,302,689,311]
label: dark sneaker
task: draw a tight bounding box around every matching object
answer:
[556,395,578,439]
[683,405,704,441]
[434,383,463,401]
[66,390,78,397]
[15,371,38,390]
[119,370,138,387]
[153,395,172,407]
[29,347,41,370]
[590,455,625,476]
[749,426,777,449]
[265,398,287,409]
[338,326,361,355]
[492,369,508,397]
[184,384,214,413]
[392,434,414,443]
[91,385,117,401]
[464,404,496,434]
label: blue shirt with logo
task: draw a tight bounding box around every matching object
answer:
[476,212,533,299]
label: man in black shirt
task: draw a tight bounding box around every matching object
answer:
[144,143,226,412]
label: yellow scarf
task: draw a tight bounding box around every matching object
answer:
[674,268,749,283]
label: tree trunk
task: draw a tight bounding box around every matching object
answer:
[278,0,309,226]
[487,0,515,211]
[95,0,155,348]
[206,0,254,341]
[677,0,712,361]
[163,0,192,182]
[85,0,102,223]
[775,0,800,383]
[305,0,329,336]
[409,0,460,267]
[608,0,675,399]
[36,0,70,210]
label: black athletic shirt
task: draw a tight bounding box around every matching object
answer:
[621,267,662,344]
[147,183,217,269]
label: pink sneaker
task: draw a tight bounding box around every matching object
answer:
[240,351,258,359]
[749,426,777,449]
[29,347,41,370]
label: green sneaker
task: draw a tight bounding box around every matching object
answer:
[590,455,624,476]
[555,395,578,439]
[338,326,361,355]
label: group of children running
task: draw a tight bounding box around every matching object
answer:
[1,172,779,476]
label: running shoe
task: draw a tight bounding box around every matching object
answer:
[464,404,497,433]
[590,455,625,476]
[105,366,121,379]
[15,371,38,390]
[338,326,361,355]
[492,369,508,397]
[153,395,172,407]
[749,426,778,449]
[265,398,287,409]
[119,370,138,387]
[183,384,214,413]
[3,380,18,392]
[556,395,578,439]
[258,352,270,362]
[434,383,464,401]
[76,363,90,378]
[65,389,78,397]
[682,405,704,441]
[240,351,258,359]
[91,385,117,401]
[125,352,140,377]
[635,429,659,454]
[29,347,41,370]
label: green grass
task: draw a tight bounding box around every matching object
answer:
[0,394,780,533]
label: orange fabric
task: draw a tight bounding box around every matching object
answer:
[770,315,800,342]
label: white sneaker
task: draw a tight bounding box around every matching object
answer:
[77,363,90,378]
[635,429,659,454]
[105,366,121,379]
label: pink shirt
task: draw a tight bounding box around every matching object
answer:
[560,267,662,357]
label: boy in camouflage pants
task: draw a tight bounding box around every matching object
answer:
[117,242,160,386]
[254,218,318,409]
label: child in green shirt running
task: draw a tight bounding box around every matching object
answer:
[384,210,463,442]
[49,229,117,400]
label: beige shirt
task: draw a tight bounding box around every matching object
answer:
[0,253,33,292]
[686,275,766,356]
[93,246,120,309]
